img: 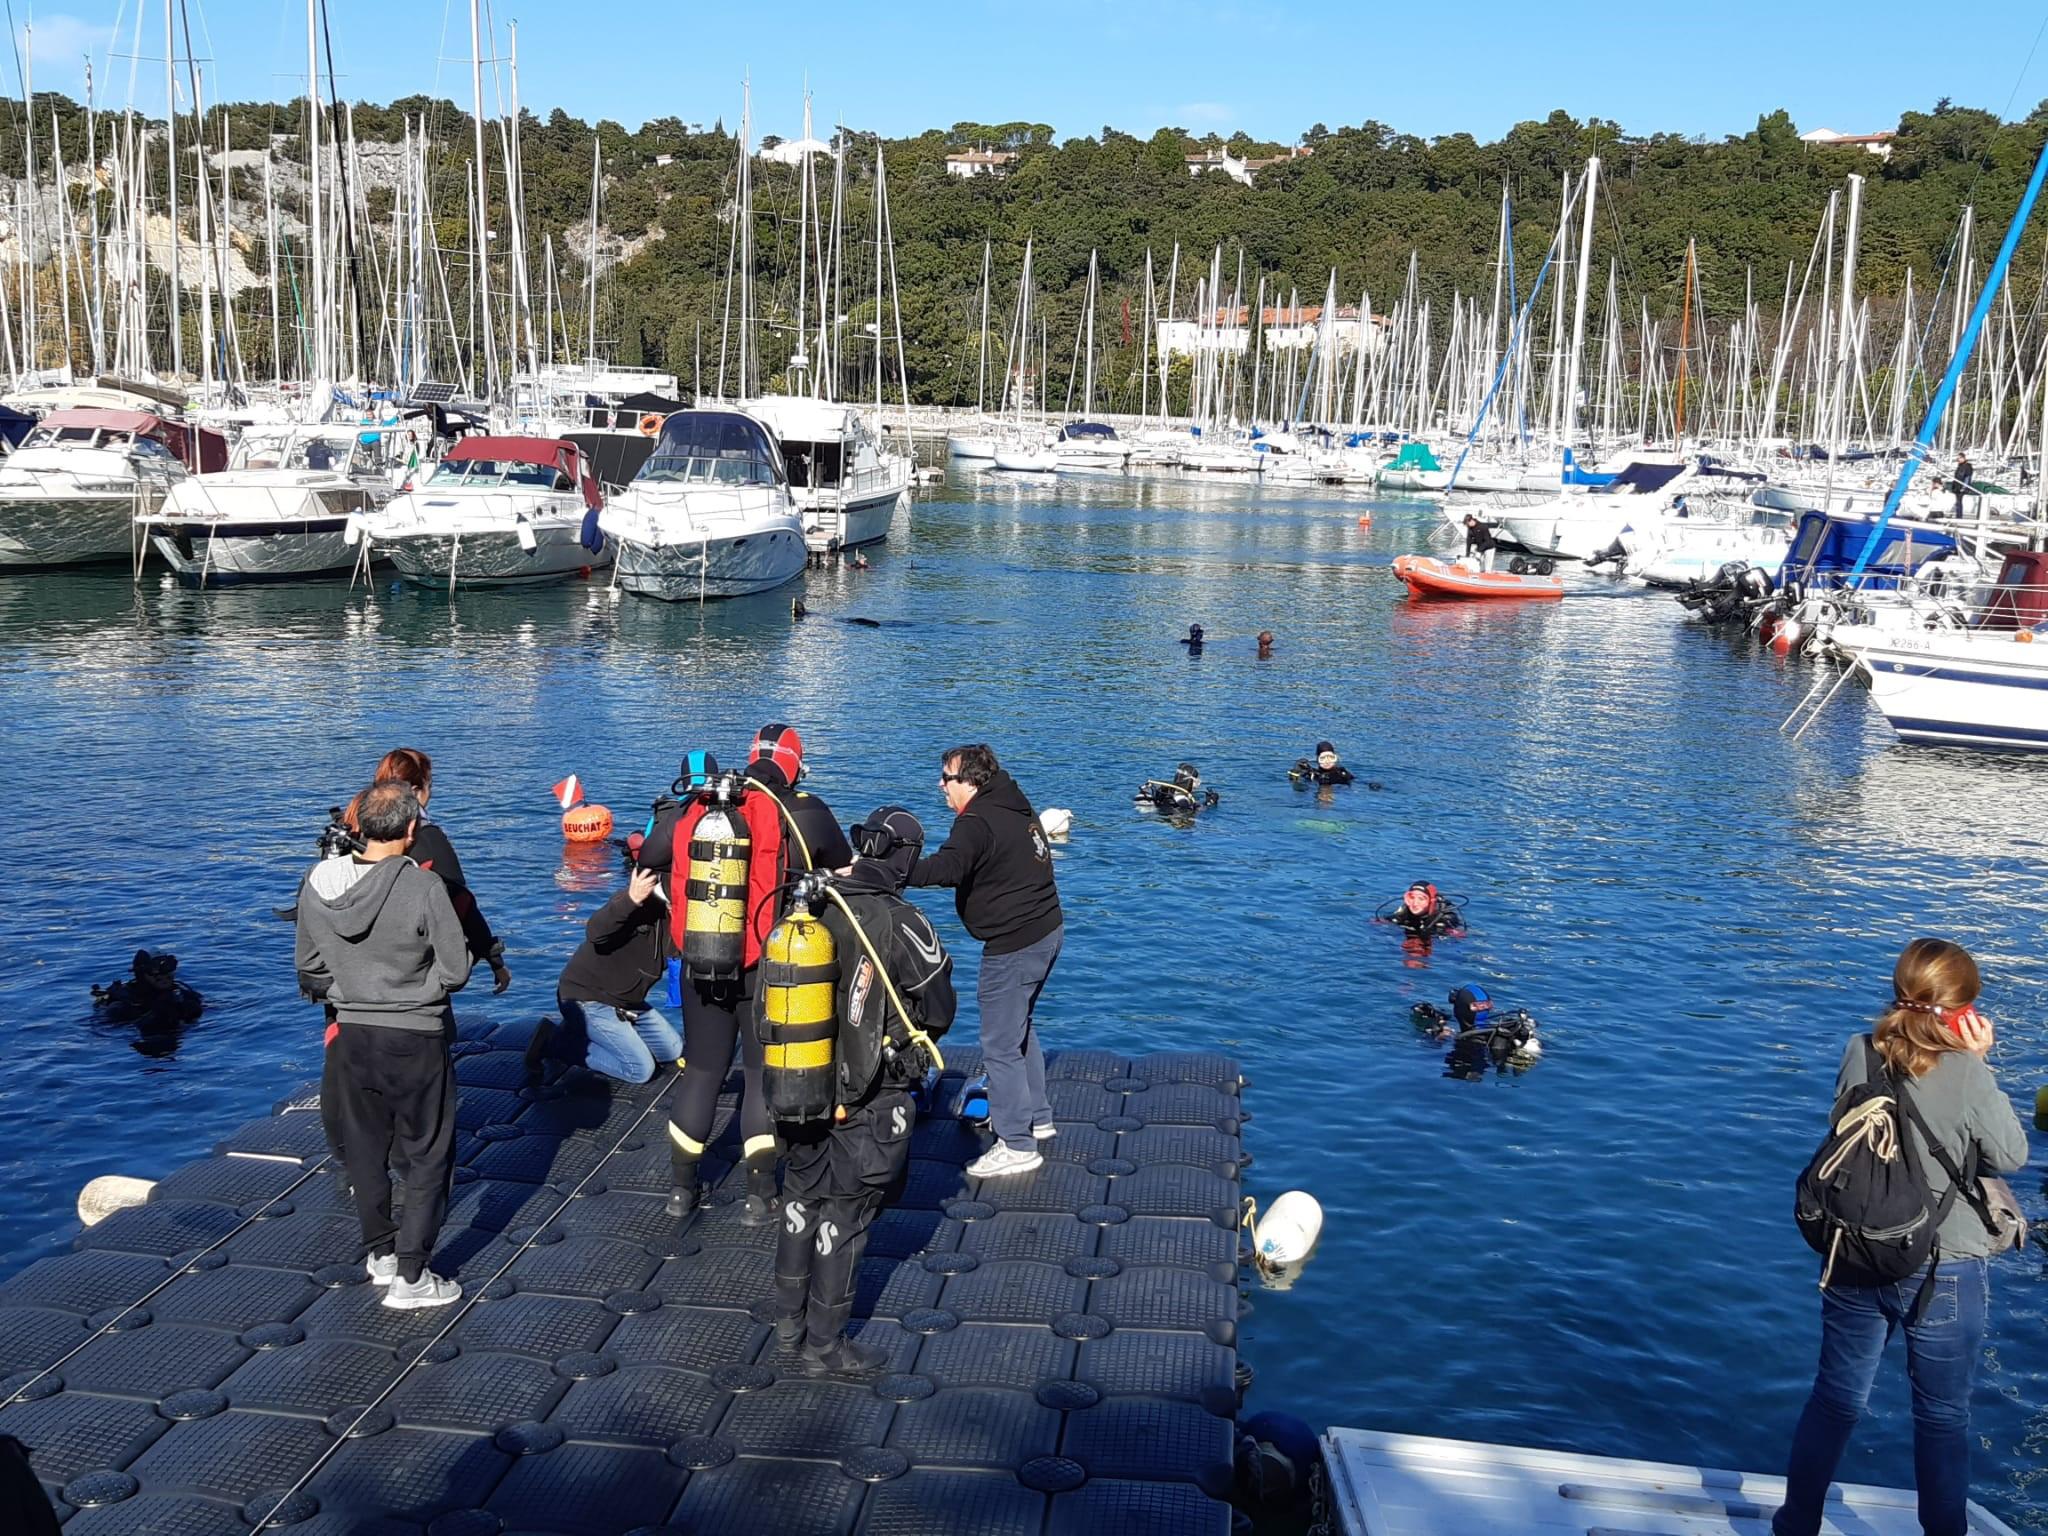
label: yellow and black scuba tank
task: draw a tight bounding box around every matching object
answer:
[683,800,749,981]
[758,886,839,1123]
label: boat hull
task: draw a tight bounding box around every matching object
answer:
[148,520,359,583]
[379,524,609,587]
[947,433,997,460]
[0,492,157,568]
[611,528,808,600]
[1852,634,2048,750]
[794,475,908,552]
[1391,554,1564,602]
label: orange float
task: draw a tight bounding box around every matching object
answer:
[562,804,614,842]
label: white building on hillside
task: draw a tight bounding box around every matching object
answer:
[1801,127,1895,159]
[946,148,1017,178]
[1157,304,1385,358]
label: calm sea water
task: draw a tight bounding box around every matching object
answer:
[1,471,2043,1523]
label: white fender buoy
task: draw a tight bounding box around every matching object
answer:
[77,1175,155,1228]
[342,513,365,546]
[1252,1190,1323,1268]
[1038,808,1073,839]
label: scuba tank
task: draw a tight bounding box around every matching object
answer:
[759,877,840,1123]
[683,778,749,980]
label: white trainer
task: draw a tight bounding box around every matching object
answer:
[381,1271,462,1310]
[365,1252,398,1286]
[966,1144,1044,1179]
[1031,1124,1059,1141]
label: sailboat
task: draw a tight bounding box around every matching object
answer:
[948,240,1000,459]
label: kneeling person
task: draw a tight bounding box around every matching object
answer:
[767,807,955,1377]
[534,861,683,1086]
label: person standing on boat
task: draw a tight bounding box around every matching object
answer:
[1462,513,1498,573]
[294,780,471,1310]
[909,744,1062,1180]
[1773,939,2028,1536]
[1948,454,1974,520]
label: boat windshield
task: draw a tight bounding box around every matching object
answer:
[238,435,363,473]
[25,424,113,449]
[639,411,784,486]
[1061,422,1117,440]
[428,458,568,489]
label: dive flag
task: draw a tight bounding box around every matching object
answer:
[552,775,582,810]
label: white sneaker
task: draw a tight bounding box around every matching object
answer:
[1031,1123,1059,1141]
[365,1252,398,1286]
[966,1144,1043,1179]
[381,1271,462,1310]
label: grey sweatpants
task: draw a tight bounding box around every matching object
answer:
[978,925,1063,1150]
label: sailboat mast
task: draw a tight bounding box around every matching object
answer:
[468,0,495,396]
[1561,156,1600,450]
[1675,238,1694,450]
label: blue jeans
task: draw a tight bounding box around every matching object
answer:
[554,996,682,1086]
[1775,1258,1989,1536]
[978,925,1061,1150]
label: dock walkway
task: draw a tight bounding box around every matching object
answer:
[0,1023,1247,1534]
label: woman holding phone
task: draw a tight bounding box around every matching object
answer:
[1773,938,2029,1536]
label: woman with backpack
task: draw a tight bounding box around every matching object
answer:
[1777,938,2029,1536]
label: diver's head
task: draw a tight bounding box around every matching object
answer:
[1403,882,1438,917]
[1450,984,1492,1030]
[748,723,804,786]
[678,749,719,794]
[1315,740,1339,771]
[1173,762,1202,792]
[1186,623,1204,642]
[851,805,925,891]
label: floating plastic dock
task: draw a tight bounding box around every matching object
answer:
[0,1022,1247,1534]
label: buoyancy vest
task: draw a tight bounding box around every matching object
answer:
[667,789,794,971]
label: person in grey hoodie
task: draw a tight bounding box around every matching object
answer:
[294,780,473,1310]
[1775,938,2030,1536]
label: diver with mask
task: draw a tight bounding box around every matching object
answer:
[765,806,955,1378]
[1380,881,1467,942]
[1288,741,1355,788]
[1412,985,1540,1077]
[1136,763,1220,818]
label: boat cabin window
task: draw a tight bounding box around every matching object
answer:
[427,456,566,489]
[28,424,107,448]
[1061,422,1116,440]
[781,440,842,489]
[640,412,785,487]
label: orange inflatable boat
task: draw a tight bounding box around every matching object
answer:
[1391,554,1565,602]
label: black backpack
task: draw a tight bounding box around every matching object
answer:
[1795,1036,1965,1292]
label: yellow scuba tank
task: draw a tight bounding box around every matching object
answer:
[683,802,749,981]
[759,888,839,1123]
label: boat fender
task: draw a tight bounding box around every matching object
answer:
[515,519,539,553]
[342,513,365,547]
[563,804,614,843]
[1234,1410,1321,1508]
[1038,808,1073,839]
[1245,1190,1322,1269]
[78,1175,155,1228]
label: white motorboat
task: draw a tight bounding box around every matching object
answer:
[1621,502,1795,588]
[1180,432,1263,474]
[947,423,999,460]
[746,395,910,552]
[0,406,227,568]
[360,436,609,589]
[600,407,809,600]
[1051,421,1129,473]
[140,423,410,585]
[1498,455,1767,560]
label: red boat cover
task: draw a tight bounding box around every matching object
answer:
[39,407,228,473]
[445,435,602,509]
[1978,549,2048,631]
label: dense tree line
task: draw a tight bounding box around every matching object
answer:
[1,89,2043,408]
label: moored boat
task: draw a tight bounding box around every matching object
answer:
[746,395,910,552]
[599,407,809,600]
[360,436,608,589]
[0,407,227,569]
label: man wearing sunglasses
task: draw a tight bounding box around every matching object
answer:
[908,744,1063,1178]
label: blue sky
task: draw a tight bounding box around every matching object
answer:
[14,0,2048,144]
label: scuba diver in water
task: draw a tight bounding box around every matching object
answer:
[1412,985,1540,1078]
[1379,882,1467,942]
[1179,623,1205,656]
[1136,763,1220,818]
[93,951,203,1055]
[1289,742,1355,787]
[765,806,955,1378]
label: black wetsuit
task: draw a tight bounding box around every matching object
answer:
[1137,781,1215,815]
[773,864,955,1353]
[1289,761,1354,786]
[1390,902,1462,940]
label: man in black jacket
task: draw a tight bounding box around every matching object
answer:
[908,744,1062,1179]
[1463,513,1498,572]
[772,806,955,1377]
